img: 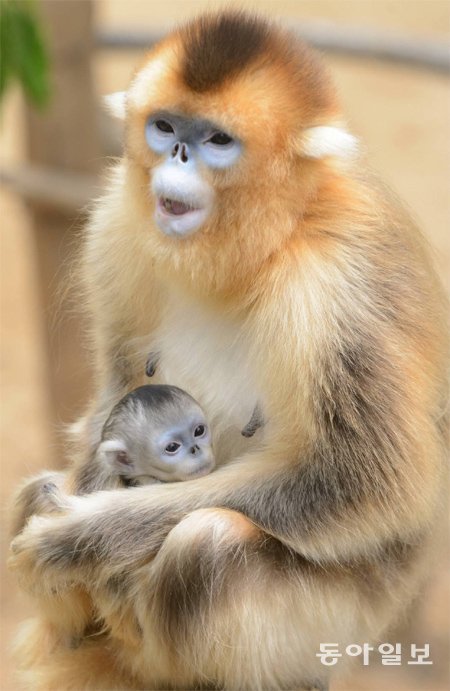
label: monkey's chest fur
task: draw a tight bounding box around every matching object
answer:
[150,294,261,439]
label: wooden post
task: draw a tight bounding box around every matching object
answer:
[25,0,100,462]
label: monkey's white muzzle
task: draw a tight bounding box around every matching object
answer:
[151,167,214,237]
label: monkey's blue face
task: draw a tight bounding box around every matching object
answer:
[153,418,215,481]
[146,112,242,237]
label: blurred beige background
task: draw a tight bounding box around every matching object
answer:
[1,1,449,690]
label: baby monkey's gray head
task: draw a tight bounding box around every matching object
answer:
[98,385,214,484]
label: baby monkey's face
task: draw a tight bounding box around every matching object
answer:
[147,407,214,481]
[100,386,215,485]
[102,390,215,484]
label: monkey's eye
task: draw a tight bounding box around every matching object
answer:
[155,119,174,134]
[194,424,206,438]
[208,132,233,146]
[165,442,181,454]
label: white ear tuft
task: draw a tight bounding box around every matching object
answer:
[103,91,127,120]
[300,126,359,160]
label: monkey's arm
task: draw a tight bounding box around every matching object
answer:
[8,408,436,592]
[11,446,125,540]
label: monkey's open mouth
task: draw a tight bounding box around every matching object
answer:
[154,192,211,237]
[159,197,197,216]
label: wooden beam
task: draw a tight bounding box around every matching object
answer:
[0,164,97,212]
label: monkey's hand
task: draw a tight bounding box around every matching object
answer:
[10,471,70,537]
[9,488,109,596]
[8,486,177,593]
[10,514,63,594]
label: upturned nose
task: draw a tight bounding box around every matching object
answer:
[190,444,200,455]
[171,142,189,163]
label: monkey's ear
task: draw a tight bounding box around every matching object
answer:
[98,440,131,467]
[103,91,127,120]
[298,126,359,160]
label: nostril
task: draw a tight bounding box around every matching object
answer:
[180,144,188,163]
[190,445,200,455]
[171,143,179,158]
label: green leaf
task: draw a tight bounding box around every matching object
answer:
[0,0,51,108]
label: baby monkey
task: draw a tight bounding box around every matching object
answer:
[95,385,215,487]
[13,385,214,526]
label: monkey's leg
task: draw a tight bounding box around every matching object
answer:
[114,508,359,690]
[9,494,425,690]
[13,617,140,691]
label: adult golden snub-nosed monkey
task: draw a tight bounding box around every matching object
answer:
[10,10,449,691]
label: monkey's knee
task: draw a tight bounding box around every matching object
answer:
[142,509,260,647]
[168,507,260,546]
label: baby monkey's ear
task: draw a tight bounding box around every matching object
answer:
[297,125,359,160]
[103,91,127,120]
[97,439,131,469]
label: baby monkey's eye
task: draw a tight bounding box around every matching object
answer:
[194,424,206,438]
[155,120,174,134]
[165,441,181,454]
[208,132,233,146]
